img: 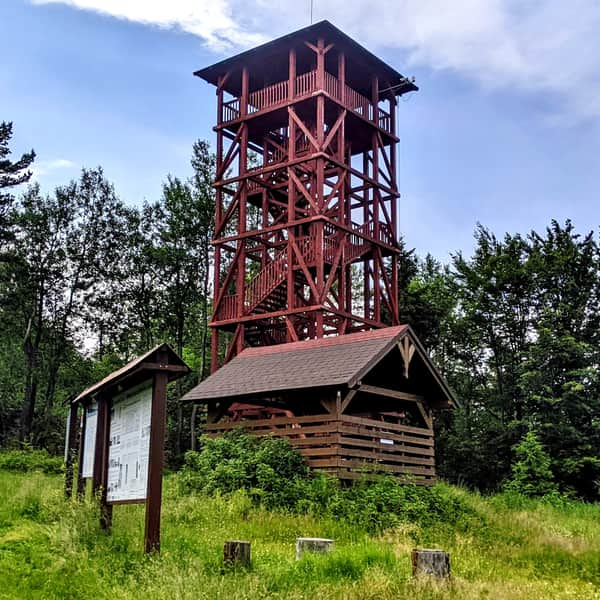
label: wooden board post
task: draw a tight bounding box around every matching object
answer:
[296,537,334,560]
[76,404,87,498]
[224,540,251,567]
[64,402,79,499]
[97,395,113,530]
[144,369,169,553]
[411,549,450,579]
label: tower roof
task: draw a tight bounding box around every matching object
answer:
[195,20,418,99]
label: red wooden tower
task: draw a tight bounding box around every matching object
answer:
[195,21,418,371]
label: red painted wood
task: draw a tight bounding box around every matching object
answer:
[207,29,408,373]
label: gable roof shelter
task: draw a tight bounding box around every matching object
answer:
[183,326,456,483]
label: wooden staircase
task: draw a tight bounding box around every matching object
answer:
[214,228,384,322]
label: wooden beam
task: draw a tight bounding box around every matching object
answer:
[319,398,336,415]
[288,107,320,151]
[285,316,299,342]
[358,384,425,404]
[138,363,189,373]
[76,404,87,498]
[322,110,346,153]
[399,337,416,378]
[414,401,433,429]
[340,389,357,414]
[207,400,232,424]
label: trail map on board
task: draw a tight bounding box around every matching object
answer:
[106,384,152,503]
[81,402,98,478]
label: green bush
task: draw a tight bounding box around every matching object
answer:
[180,431,477,533]
[180,430,309,509]
[0,448,64,474]
[505,431,558,497]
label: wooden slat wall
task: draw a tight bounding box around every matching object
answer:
[204,414,436,483]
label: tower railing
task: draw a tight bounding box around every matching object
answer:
[220,70,391,133]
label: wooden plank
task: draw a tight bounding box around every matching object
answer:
[338,425,433,448]
[205,424,338,437]
[64,402,79,499]
[308,458,435,478]
[297,447,338,457]
[307,458,340,468]
[338,435,434,456]
[108,498,146,506]
[98,395,113,530]
[337,447,435,466]
[76,404,86,498]
[337,459,434,476]
[286,435,339,447]
[340,415,432,437]
[204,414,337,429]
[91,397,106,496]
[138,362,190,373]
[298,446,433,467]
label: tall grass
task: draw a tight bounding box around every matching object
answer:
[0,470,598,599]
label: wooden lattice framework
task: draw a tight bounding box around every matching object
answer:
[195,21,418,371]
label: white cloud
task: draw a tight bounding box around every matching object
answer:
[32,0,600,122]
[31,0,266,51]
[31,158,76,179]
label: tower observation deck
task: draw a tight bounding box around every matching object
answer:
[195,20,418,371]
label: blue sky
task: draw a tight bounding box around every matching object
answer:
[2,0,599,261]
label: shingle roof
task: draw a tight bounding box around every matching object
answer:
[182,326,408,402]
[73,343,190,404]
[194,20,418,99]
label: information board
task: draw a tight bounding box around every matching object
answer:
[81,402,98,478]
[106,383,152,503]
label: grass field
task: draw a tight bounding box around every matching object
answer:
[0,470,599,599]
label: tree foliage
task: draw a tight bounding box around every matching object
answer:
[430,222,600,498]
[0,121,35,235]
[505,430,558,497]
[0,135,216,459]
[0,122,598,498]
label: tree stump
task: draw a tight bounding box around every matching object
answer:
[224,540,251,567]
[296,537,334,560]
[411,549,450,579]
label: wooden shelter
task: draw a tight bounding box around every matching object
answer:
[183,326,456,483]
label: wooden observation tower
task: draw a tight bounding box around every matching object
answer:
[195,21,418,370]
[186,23,457,482]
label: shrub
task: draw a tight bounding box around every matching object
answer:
[0,448,64,474]
[180,431,479,534]
[505,431,558,497]
[180,430,309,508]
